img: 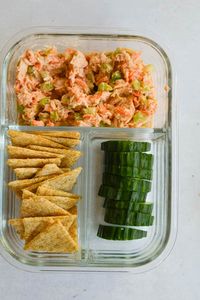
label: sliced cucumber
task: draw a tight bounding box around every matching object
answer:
[98,185,147,202]
[105,152,153,169]
[97,225,147,240]
[104,208,154,226]
[101,141,151,152]
[102,173,152,192]
[104,165,153,180]
[103,199,153,214]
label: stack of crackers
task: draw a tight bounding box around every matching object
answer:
[8,130,82,253]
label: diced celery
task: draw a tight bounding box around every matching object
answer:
[39,97,50,106]
[101,63,113,73]
[133,112,147,124]
[74,113,82,120]
[87,71,95,83]
[132,79,141,91]
[83,107,96,114]
[27,66,34,75]
[98,82,113,91]
[17,104,24,113]
[41,82,54,92]
[144,64,154,73]
[40,71,50,81]
[50,111,59,121]
[39,112,50,120]
[111,71,122,81]
[61,95,70,105]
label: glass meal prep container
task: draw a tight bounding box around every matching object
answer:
[0,28,177,273]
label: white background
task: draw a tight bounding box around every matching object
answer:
[0,0,200,299]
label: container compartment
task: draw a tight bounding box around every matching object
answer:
[86,129,170,267]
[0,126,87,267]
[1,33,170,128]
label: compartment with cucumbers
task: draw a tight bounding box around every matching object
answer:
[97,140,154,241]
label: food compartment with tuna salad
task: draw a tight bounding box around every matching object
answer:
[0,31,176,272]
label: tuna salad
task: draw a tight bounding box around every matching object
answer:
[15,47,157,127]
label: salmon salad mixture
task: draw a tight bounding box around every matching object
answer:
[15,47,157,127]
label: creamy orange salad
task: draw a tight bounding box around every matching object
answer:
[15,47,157,127]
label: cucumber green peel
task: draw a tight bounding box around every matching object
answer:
[97,225,147,240]
[104,164,152,180]
[98,185,147,202]
[104,208,154,226]
[102,173,152,192]
[101,140,151,152]
[103,199,153,214]
[104,151,153,169]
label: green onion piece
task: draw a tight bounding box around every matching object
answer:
[132,79,141,91]
[98,82,113,91]
[27,66,34,75]
[17,104,24,113]
[41,82,54,92]
[111,71,122,81]
[39,97,50,106]
[50,111,59,121]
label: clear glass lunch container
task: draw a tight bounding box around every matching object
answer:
[0,28,177,272]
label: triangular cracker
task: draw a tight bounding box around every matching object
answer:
[20,197,68,217]
[8,130,67,149]
[13,167,40,179]
[40,167,82,192]
[36,186,79,198]
[35,164,63,177]
[24,221,78,253]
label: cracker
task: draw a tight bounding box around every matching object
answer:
[22,190,36,199]
[40,167,82,192]
[7,145,65,159]
[8,175,55,190]
[36,186,79,199]
[23,215,75,242]
[8,130,67,149]
[69,218,78,246]
[42,136,80,148]
[20,197,68,217]
[13,168,40,179]
[7,158,61,168]
[9,219,24,239]
[24,221,78,253]
[22,192,79,210]
[35,164,63,177]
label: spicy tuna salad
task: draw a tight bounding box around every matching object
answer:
[15,47,157,127]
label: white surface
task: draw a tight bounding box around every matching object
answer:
[0,0,200,299]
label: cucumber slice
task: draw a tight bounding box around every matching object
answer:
[104,165,153,180]
[98,185,147,202]
[101,141,151,152]
[103,199,153,214]
[105,152,154,169]
[102,173,152,192]
[104,208,154,226]
[97,225,147,240]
